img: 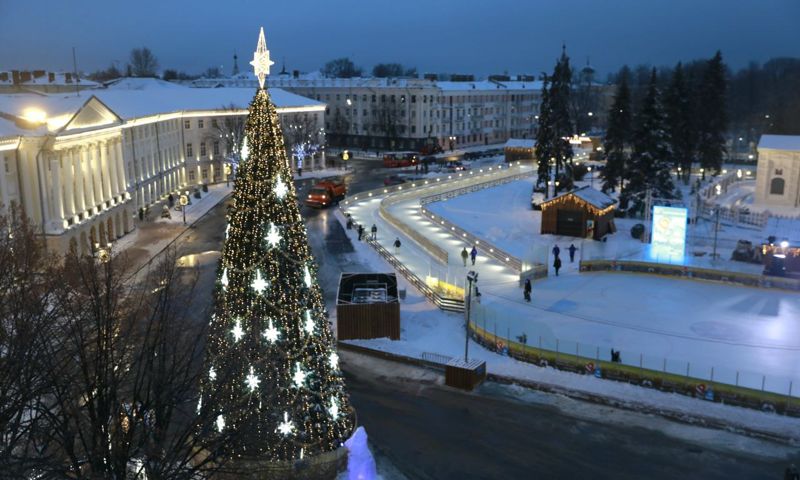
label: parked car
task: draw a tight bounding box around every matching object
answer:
[444,161,469,172]
[304,180,347,208]
[383,175,406,186]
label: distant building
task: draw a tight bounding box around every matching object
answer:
[755,135,800,208]
[194,72,542,151]
[0,78,324,254]
[0,70,98,94]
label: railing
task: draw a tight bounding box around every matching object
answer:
[366,237,464,313]
[380,192,450,265]
[468,300,800,416]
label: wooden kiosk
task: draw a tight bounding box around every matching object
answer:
[336,273,401,340]
[540,186,617,240]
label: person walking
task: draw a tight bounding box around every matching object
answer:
[470,245,478,266]
[370,224,377,241]
[357,224,364,241]
[523,278,532,302]
[393,237,402,254]
[461,247,469,267]
[553,255,562,276]
[552,244,561,260]
[568,243,577,263]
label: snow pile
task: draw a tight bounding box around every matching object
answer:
[343,427,378,480]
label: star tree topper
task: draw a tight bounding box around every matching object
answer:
[250,27,275,89]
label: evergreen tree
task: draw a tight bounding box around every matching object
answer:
[622,69,675,215]
[200,30,354,471]
[664,62,695,184]
[696,51,728,177]
[535,76,554,195]
[549,47,574,195]
[600,68,632,194]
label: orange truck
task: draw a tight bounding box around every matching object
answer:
[304,180,347,208]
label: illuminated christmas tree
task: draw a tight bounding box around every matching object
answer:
[199,27,354,473]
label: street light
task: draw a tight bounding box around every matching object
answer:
[224,163,232,186]
[464,270,479,362]
[587,166,593,188]
[180,193,189,225]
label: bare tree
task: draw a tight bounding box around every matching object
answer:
[0,207,59,478]
[282,112,323,162]
[214,104,247,169]
[28,249,233,479]
[321,57,362,78]
[129,47,159,77]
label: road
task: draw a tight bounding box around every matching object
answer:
[143,156,796,479]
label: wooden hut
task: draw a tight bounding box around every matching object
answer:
[540,186,617,240]
[503,139,535,162]
[336,273,401,341]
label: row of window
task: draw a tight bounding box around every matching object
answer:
[185,141,221,158]
[184,118,221,130]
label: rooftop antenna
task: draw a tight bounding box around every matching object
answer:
[72,46,80,96]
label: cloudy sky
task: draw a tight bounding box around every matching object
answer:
[2,0,798,78]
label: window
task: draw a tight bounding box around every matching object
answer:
[202,169,208,179]
[212,119,218,128]
[775,169,783,175]
[188,171,196,181]
[371,95,376,102]
[186,143,193,157]
[184,120,190,129]
[362,95,367,102]
[198,119,204,128]
[770,177,785,195]
[411,125,416,133]
[213,141,220,155]
[200,142,207,157]
[411,95,417,103]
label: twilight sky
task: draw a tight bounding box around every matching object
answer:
[2,0,798,78]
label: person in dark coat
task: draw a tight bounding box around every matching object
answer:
[523,278,532,302]
[346,214,353,230]
[461,247,469,266]
[357,224,364,241]
[370,224,377,240]
[470,246,478,265]
[568,243,577,263]
[552,244,560,259]
[553,256,562,276]
[393,237,402,253]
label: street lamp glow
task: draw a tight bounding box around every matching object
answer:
[22,108,47,123]
[780,240,789,249]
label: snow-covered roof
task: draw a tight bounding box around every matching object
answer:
[758,134,800,152]
[541,185,616,210]
[0,70,98,88]
[504,139,535,149]
[0,80,323,136]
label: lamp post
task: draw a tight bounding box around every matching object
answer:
[464,270,478,362]
[587,166,593,188]
[224,163,232,187]
[180,194,189,225]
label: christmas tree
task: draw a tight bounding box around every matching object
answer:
[199,28,354,470]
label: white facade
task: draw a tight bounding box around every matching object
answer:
[0,78,324,254]
[755,135,800,209]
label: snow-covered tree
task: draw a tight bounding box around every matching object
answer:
[600,68,632,194]
[622,69,675,215]
[696,51,728,177]
[664,62,695,184]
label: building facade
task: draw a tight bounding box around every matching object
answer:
[755,135,800,209]
[0,78,324,254]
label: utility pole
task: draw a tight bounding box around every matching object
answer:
[712,207,720,262]
[72,47,80,97]
[465,271,478,362]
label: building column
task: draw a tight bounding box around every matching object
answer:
[61,150,75,220]
[114,140,126,196]
[72,148,85,218]
[107,140,120,199]
[80,146,96,214]
[49,156,64,229]
[99,141,112,203]
[91,143,103,208]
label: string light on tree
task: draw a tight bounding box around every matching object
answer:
[328,397,340,419]
[274,177,288,199]
[329,352,339,370]
[209,367,217,381]
[303,309,315,335]
[220,268,229,288]
[304,265,312,288]
[216,415,225,433]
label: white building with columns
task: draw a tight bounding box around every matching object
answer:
[0,78,324,255]
[755,134,800,209]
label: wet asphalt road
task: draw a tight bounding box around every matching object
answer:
[151,156,795,480]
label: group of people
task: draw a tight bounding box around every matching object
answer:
[551,243,578,276]
[460,246,478,267]
[346,215,378,242]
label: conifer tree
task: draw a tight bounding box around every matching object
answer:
[664,62,695,184]
[600,68,632,193]
[199,28,354,471]
[549,46,574,194]
[535,76,554,196]
[622,69,675,215]
[697,51,728,177]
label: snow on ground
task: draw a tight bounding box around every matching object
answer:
[334,214,800,442]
